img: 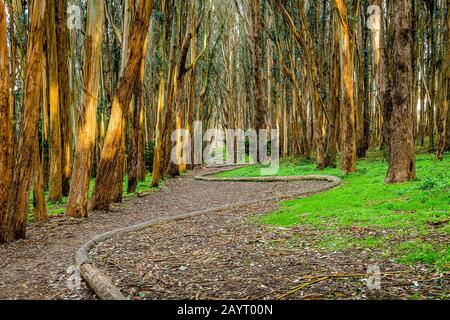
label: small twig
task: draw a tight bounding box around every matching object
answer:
[276,277,330,300]
[300,271,410,280]
[253,271,410,300]
[298,293,324,300]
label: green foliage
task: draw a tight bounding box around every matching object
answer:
[395,241,450,270]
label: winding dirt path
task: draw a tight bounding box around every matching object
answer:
[0,167,329,300]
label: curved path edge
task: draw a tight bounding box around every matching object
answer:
[75,167,341,300]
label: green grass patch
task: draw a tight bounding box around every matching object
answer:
[395,241,450,271]
[220,153,450,271]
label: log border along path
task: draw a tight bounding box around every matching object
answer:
[75,166,340,300]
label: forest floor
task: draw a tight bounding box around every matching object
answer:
[91,202,447,300]
[89,154,448,301]
[1,156,448,300]
[0,166,327,300]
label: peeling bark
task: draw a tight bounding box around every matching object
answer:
[66,0,105,218]
[3,0,47,242]
[385,0,416,184]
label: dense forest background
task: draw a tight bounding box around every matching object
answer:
[0,0,449,243]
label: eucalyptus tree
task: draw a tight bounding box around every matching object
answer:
[66,0,105,218]
[3,0,47,242]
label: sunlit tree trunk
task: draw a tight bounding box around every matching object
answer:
[137,23,151,181]
[128,36,148,193]
[69,28,78,147]
[0,1,12,242]
[325,7,340,168]
[163,1,188,177]
[66,0,104,218]
[55,0,71,196]
[3,0,47,242]
[56,0,72,196]
[335,0,356,175]
[110,0,135,203]
[372,0,392,155]
[151,0,170,187]
[91,0,154,211]
[151,77,166,187]
[385,0,416,184]
[46,0,63,202]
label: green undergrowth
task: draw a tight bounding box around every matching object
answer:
[218,153,450,271]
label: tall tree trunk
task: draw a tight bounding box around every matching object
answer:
[411,0,418,139]
[3,0,47,242]
[160,2,185,178]
[0,1,13,242]
[361,1,371,157]
[427,6,436,152]
[56,0,72,196]
[66,0,104,218]
[47,0,63,202]
[186,2,199,170]
[355,5,368,159]
[110,0,136,203]
[151,0,171,187]
[251,0,266,162]
[385,0,416,184]
[128,36,148,193]
[435,4,449,161]
[335,0,356,175]
[91,0,154,211]
[372,0,392,156]
[151,77,166,187]
[69,28,79,148]
[325,6,340,168]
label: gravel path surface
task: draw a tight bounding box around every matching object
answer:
[0,167,328,300]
